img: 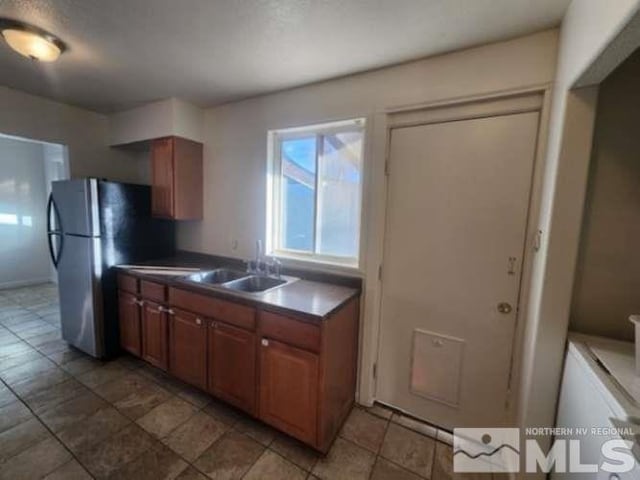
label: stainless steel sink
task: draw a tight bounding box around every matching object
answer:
[183,268,248,285]
[222,275,288,293]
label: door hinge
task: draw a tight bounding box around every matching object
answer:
[384,156,390,176]
[378,264,383,281]
[372,363,377,379]
[533,229,543,252]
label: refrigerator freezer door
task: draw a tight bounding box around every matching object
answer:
[51,178,100,237]
[57,234,103,357]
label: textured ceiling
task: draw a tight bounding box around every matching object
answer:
[0,0,570,113]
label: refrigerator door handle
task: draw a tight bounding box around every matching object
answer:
[47,193,64,269]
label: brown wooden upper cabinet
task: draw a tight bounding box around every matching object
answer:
[151,136,203,220]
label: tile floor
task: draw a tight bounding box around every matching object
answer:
[0,283,496,479]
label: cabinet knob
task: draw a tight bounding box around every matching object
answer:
[196,318,202,326]
[261,339,269,347]
[211,321,216,328]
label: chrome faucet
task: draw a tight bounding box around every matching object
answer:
[248,240,266,275]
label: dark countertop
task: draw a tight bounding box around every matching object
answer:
[115,253,361,321]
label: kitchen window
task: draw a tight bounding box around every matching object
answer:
[267,118,365,268]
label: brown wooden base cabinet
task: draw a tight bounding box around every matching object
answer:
[141,300,169,370]
[208,321,256,415]
[117,273,359,452]
[259,338,319,445]
[169,308,207,390]
[118,291,142,356]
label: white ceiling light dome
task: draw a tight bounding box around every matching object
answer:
[0,18,66,62]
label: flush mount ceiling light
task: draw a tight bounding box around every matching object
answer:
[0,18,66,62]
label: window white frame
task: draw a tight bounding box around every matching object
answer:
[266,118,366,269]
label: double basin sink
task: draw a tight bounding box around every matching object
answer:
[178,268,295,294]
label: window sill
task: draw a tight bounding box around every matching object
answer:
[269,252,363,278]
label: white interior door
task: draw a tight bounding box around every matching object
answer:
[376,107,540,429]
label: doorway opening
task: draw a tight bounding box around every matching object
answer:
[0,134,69,348]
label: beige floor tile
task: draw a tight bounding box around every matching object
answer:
[37,338,74,356]
[96,371,154,403]
[0,383,17,408]
[38,390,108,432]
[202,398,243,426]
[312,438,376,480]
[0,400,33,433]
[0,417,49,463]
[380,423,436,478]
[0,355,58,384]
[23,378,87,413]
[162,410,228,462]
[176,384,212,408]
[57,406,131,454]
[244,450,307,480]
[270,433,321,471]
[175,466,209,480]
[43,459,93,480]
[0,436,71,480]
[234,415,278,446]
[371,458,423,480]
[112,379,173,420]
[108,442,188,480]
[26,331,63,347]
[136,395,199,438]
[7,318,49,334]
[340,407,389,453]
[0,340,33,359]
[11,367,71,397]
[77,362,129,389]
[194,431,265,479]
[0,349,44,373]
[62,356,103,376]
[76,423,156,479]
[47,348,85,365]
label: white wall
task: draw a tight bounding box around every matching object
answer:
[570,50,640,342]
[517,0,640,463]
[177,29,558,260]
[108,98,204,145]
[0,85,147,184]
[0,136,51,288]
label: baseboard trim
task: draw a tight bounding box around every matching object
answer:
[0,277,55,290]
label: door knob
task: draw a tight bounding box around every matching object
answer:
[497,302,513,314]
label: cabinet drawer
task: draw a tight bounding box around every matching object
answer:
[141,280,166,303]
[169,287,255,330]
[260,311,321,353]
[118,274,138,294]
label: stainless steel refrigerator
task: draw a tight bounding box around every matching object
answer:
[47,178,175,358]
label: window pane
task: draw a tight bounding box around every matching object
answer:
[316,131,363,258]
[280,137,316,252]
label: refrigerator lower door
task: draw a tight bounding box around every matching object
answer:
[57,234,104,357]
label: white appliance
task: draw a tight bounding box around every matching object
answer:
[554,334,640,480]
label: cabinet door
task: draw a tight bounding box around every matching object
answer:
[141,301,169,370]
[118,291,141,356]
[151,137,174,218]
[259,339,318,445]
[208,321,256,414]
[170,308,207,389]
